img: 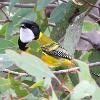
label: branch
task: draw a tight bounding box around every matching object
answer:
[89,62,100,67]
[3,68,28,76]
[80,35,94,46]
[53,62,100,74]
[0,19,11,23]
[53,67,80,74]
[0,2,57,8]
[1,8,9,20]
[83,0,100,9]
[80,34,100,50]
[88,13,100,22]
[1,62,100,75]
[0,4,11,23]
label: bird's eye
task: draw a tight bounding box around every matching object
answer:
[32,26,35,28]
[20,24,26,28]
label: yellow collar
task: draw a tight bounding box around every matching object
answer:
[38,32,43,40]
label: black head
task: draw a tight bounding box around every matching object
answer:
[20,20,40,40]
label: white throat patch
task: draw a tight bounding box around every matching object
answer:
[20,28,35,43]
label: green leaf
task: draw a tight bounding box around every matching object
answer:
[30,81,44,89]
[76,60,92,81]
[74,50,82,59]
[10,35,19,46]
[6,50,55,86]
[82,21,99,32]
[70,80,100,100]
[88,50,100,80]
[64,13,84,55]
[6,8,33,39]
[88,49,100,63]
[37,0,52,10]
[28,41,42,57]
[69,73,79,86]
[0,39,16,53]
[81,51,92,62]
[0,23,8,36]
[24,94,42,100]
[93,88,100,100]
[0,78,11,93]
[50,3,67,23]
[0,54,14,71]
[10,77,28,97]
[9,0,17,13]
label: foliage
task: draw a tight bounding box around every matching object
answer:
[0,0,99,99]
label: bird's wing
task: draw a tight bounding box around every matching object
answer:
[41,42,72,60]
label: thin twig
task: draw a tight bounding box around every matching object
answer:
[80,35,94,46]
[54,62,100,74]
[53,67,80,74]
[0,5,11,23]
[0,19,11,23]
[1,8,10,20]
[83,0,100,9]
[3,68,28,76]
[88,13,100,22]
[89,62,100,67]
[54,76,71,93]
[80,34,100,50]
[98,3,100,17]
[0,2,57,8]
[56,71,69,95]
[2,61,100,75]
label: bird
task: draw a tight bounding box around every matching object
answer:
[18,20,75,67]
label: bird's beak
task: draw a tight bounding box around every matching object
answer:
[20,24,26,29]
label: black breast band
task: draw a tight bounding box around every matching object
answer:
[18,38,28,51]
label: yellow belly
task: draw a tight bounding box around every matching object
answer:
[41,53,74,67]
[19,48,74,67]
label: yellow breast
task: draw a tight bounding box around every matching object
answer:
[41,53,74,67]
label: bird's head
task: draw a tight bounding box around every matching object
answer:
[20,20,40,43]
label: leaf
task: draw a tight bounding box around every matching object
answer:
[88,49,100,63]
[88,50,100,80]
[69,73,79,86]
[37,0,52,10]
[0,54,14,71]
[74,50,82,59]
[50,1,77,41]
[50,3,67,23]
[70,80,100,100]
[24,93,42,100]
[28,41,42,57]
[30,81,44,89]
[82,21,99,32]
[93,88,100,100]
[10,76,28,97]
[50,4,64,22]
[81,51,92,62]
[10,35,19,46]
[6,50,55,86]
[0,23,8,36]
[0,39,16,53]
[70,60,100,99]
[9,0,17,13]
[76,60,92,81]
[0,78,11,93]
[63,13,84,55]
[6,8,33,39]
